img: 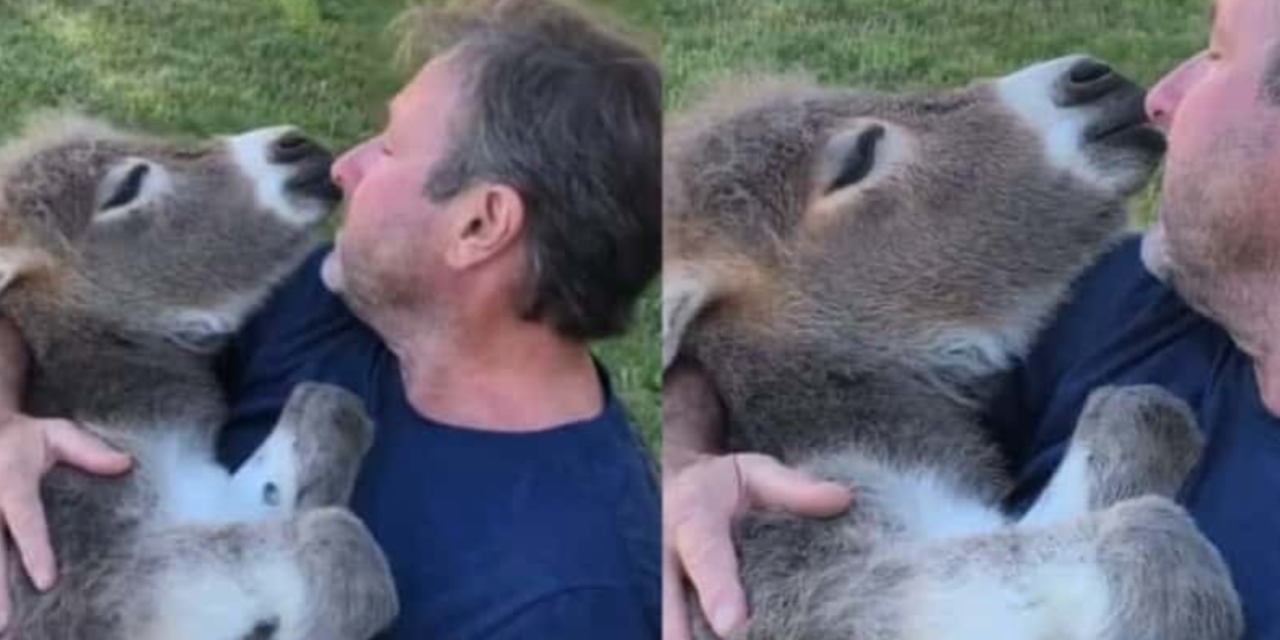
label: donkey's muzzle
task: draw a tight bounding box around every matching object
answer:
[271,132,331,166]
[269,131,341,203]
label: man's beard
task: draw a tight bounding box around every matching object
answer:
[326,244,435,335]
[1158,171,1275,357]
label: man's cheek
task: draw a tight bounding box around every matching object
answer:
[1165,117,1218,195]
[1166,105,1209,159]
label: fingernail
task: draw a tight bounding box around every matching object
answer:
[35,568,54,591]
[712,600,744,635]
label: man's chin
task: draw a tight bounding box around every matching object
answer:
[1140,218,1172,283]
[321,249,346,294]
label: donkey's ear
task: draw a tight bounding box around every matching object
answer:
[0,246,51,296]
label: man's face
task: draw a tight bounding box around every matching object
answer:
[1144,0,1280,332]
[325,55,466,321]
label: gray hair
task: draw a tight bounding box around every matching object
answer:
[400,0,660,341]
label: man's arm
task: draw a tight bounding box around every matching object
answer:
[662,361,852,639]
[0,317,131,631]
[0,318,27,416]
[214,247,354,400]
[662,361,727,472]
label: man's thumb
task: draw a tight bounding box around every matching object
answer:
[46,421,132,475]
[737,454,853,517]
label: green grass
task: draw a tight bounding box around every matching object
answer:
[663,0,1211,224]
[0,0,661,449]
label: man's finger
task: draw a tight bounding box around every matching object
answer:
[662,550,693,640]
[45,421,131,476]
[737,454,853,517]
[0,521,11,632]
[673,513,747,638]
[4,488,55,591]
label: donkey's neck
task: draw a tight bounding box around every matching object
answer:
[692,328,1003,476]
[14,308,225,433]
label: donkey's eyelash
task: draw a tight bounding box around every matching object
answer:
[102,164,150,209]
[829,125,885,192]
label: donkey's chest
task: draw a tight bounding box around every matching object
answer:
[861,464,1006,540]
[118,428,270,526]
[801,451,1008,542]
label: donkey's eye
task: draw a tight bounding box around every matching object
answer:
[171,148,208,161]
[101,164,150,210]
[827,125,885,193]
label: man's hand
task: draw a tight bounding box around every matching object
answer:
[0,412,131,631]
[662,453,852,640]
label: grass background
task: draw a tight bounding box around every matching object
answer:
[0,0,1214,456]
[663,0,1212,224]
[0,0,661,449]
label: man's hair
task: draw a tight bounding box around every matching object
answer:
[399,0,660,341]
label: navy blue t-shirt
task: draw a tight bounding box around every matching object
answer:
[987,235,1280,639]
[215,247,660,639]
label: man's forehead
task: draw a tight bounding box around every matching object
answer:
[394,55,462,114]
[385,54,469,155]
[1210,0,1230,33]
[1213,0,1280,32]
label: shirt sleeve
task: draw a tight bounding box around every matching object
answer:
[486,587,657,640]
[216,244,349,388]
[982,235,1150,469]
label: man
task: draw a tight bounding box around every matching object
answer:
[0,0,661,637]
[663,0,1280,638]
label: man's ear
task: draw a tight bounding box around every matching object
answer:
[0,246,52,296]
[444,185,525,270]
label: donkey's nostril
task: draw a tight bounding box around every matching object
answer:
[1057,58,1132,108]
[270,132,327,164]
[1069,59,1113,85]
[276,133,310,150]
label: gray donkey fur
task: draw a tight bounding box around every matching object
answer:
[664,56,1243,640]
[0,114,398,640]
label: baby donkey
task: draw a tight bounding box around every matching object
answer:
[666,56,1243,640]
[0,115,398,640]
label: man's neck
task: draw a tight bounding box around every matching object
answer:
[387,316,604,433]
[1171,265,1280,418]
[1226,279,1280,418]
[1253,319,1280,419]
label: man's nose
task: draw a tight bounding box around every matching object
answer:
[332,140,372,193]
[1146,55,1199,130]
[1146,81,1177,130]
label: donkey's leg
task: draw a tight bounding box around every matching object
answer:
[901,497,1239,640]
[229,383,375,515]
[1020,385,1202,527]
[97,508,397,640]
[710,497,1240,640]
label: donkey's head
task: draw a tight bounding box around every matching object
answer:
[0,113,340,352]
[665,56,1165,381]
